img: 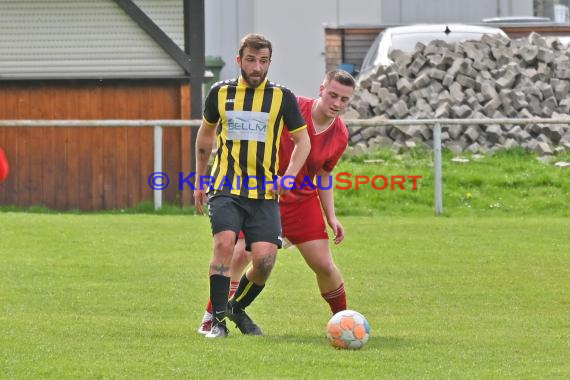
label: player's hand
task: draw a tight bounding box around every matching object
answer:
[194,189,208,214]
[327,217,345,244]
[273,176,295,197]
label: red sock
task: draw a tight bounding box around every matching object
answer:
[206,281,240,314]
[229,281,239,299]
[321,282,347,315]
[205,298,213,314]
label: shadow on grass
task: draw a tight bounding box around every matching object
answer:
[260,333,412,351]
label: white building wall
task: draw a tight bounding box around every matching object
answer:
[204,0,254,83]
[381,0,534,24]
[205,0,382,97]
[205,0,533,97]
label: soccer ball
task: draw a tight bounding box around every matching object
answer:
[326,310,370,349]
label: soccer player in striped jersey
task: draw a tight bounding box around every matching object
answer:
[199,70,355,335]
[194,33,311,338]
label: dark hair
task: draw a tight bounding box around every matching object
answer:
[238,33,273,58]
[323,69,355,89]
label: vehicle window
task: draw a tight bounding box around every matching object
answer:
[360,31,384,74]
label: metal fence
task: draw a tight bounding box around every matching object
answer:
[2,117,569,213]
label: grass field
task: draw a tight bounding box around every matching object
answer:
[335,148,570,217]
[1,213,569,379]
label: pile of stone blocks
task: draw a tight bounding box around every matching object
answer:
[346,33,570,156]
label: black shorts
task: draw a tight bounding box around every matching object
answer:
[208,194,282,249]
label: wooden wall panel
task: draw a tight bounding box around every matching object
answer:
[15,88,31,208]
[180,83,192,207]
[0,80,190,211]
[138,87,156,207]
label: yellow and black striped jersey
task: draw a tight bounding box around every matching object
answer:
[203,76,307,199]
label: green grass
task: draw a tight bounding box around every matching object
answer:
[1,213,569,379]
[335,148,570,217]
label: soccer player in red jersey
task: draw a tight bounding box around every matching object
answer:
[199,70,355,334]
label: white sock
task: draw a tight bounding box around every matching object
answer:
[201,310,213,323]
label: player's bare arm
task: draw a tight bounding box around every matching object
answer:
[194,121,216,214]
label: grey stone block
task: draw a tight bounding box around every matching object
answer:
[467,96,480,109]
[458,59,478,78]
[360,127,380,141]
[447,126,463,140]
[516,109,533,120]
[560,132,570,145]
[535,142,553,155]
[396,77,413,95]
[518,45,538,63]
[451,105,472,118]
[368,136,394,150]
[543,125,565,144]
[369,81,384,95]
[445,142,464,155]
[456,74,476,88]
[377,74,391,88]
[464,125,482,142]
[496,74,517,90]
[351,133,364,144]
[527,96,542,115]
[391,142,404,154]
[359,90,380,108]
[409,55,427,75]
[483,98,501,116]
[429,68,446,81]
[559,98,570,114]
[506,125,522,137]
[537,133,552,145]
[342,107,360,120]
[537,82,554,99]
[442,74,455,88]
[511,91,528,110]
[516,130,532,143]
[481,82,498,101]
[485,124,503,144]
[391,100,410,119]
[413,74,431,90]
[466,142,481,154]
[434,103,450,118]
[504,138,519,149]
[449,82,465,104]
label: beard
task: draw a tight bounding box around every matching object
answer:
[241,68,267,88]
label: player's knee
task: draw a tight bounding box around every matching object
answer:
[315,261,338,278]
[253,253,276,278]
[214,238,235,259]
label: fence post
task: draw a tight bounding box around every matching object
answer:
[154,126,163,211]
[433,123,443,215]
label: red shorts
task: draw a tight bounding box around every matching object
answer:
[280,194,328,245]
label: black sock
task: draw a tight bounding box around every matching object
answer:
[210,274,230,325]
[229,274,265,310]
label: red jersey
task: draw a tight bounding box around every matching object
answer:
[278,96,348,204]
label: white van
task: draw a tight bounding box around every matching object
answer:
[358,24,508,80]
